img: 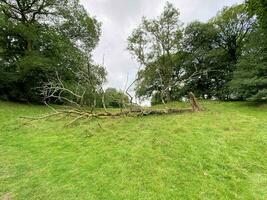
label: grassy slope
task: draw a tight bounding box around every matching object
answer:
[0,101,266,200]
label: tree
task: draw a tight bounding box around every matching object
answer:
[182,21,226,99]
[180,4,255,100]
[127,2,183,103]
[0,0,103,103]
[209,4,255,99]
[104,88,129,108]
[128,2,256,103]
[230,0,267,101]
[212,4,255,64]
[203,4,255,99]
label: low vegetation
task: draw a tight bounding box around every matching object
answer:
[1,101,266,199]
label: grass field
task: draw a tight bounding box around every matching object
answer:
[0,101,267,199]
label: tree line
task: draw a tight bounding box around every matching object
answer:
[0,0,266,107]
[0,0,129,107]
[128,0,267,104]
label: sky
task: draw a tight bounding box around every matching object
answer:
[80,0,244,92]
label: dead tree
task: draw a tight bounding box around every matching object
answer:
[189,92,203,111]
[22,89,203,126]
[22,68,204,126]
[41,71,85,107]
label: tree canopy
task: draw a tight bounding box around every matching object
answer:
[230,0,267,101]
[128,1,265,103]
[128,2,183,103]
[0,0,266,105]
[0,0,104,103]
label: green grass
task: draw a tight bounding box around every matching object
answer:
[0,101,267,200]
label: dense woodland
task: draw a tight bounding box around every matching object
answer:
[0,0,266,107]
[128,0,267,104]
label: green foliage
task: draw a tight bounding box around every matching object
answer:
[104,88,129,108]
[128,2,183,102]
[184,4,255,100]
[211,4,254,63]
[182,21,228,99]
[230,0,267,101]
[129,2,257,102]
[247,0,267,29]
[0,0,103,103]
[0,101,267,199]
[79,64,107,107]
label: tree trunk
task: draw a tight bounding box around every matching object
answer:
[189,92,203,111]
[165,89,171,102]
[26,39,33,52]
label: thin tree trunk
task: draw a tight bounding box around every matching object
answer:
[26,39,33,52]
[189,92,203,111]
[165,89,171,102]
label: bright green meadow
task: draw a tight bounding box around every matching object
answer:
[0,101,266,199]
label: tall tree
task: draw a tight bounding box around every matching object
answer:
[210,4,255,99]
[128,3,256,102]
[127,2,183,102]
[182,21,227,98]
[0,0,103,103]
[212,4,255,64]
[230,0,267,101]
[181,4,255,100]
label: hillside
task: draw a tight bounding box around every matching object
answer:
[0,101,267,199]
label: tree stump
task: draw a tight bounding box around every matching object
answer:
[189,92,203,112]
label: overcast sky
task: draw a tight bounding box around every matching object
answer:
[80,0,244,91]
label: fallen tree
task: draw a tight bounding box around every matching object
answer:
[20,70,203,126]
[21,91,203,126]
